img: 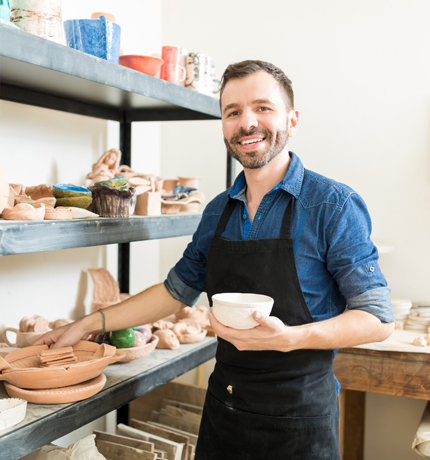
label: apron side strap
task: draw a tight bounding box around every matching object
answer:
[280,195,295,239]
[214,198,237,238]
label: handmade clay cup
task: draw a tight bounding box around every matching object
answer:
[212,293,274,329]
[63,16,121,63]
[2,328,48,348]
[160,46,186,85]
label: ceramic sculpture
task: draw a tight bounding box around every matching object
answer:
[175,305,209,325]
[87,149,122,185]
[89,181,135,218]
[0,165,9,215]
[0,341,123,390]
[24,184,54,201]
[172,320,207,344]
[64,16,121,63]
[154,329,180,350]
[11,0,63,43]
[88,268,121,312]
[19,315,49,333]
[2,203,45,220]
[44,206,72,220]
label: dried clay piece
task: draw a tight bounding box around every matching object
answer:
[153,320,174,330]
[413,337,428,347]
[172,320,207,344]
[44,206,72,220]
[19,315,50,333]
[0,166,10,215]
[48,319,74,329]
[154,329,180,350]
[24,184,54,201]
[175,306,209,325]
[2,203,45,221]
[88,268,121,312]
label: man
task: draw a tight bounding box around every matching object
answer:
[35,60,395,459]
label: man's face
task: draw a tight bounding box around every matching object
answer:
[221,71,295,170]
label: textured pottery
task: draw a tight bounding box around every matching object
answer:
[64,16,121,63]
[0,341,124,389]
[0,165,10,215]
[24,184,54,200]
[172,320,207,344]
[19,315,49,333]
[86,149,122,185]
[88,268,121,312]
[116,335,159,363]
[89,184,135,217]
[4,373,106,404]
[175,306,209,325]
[52,184,92,209]
[161,191,204,215]
[11,0,63,43]
[44,206,72,220]
[212,293,274,329]
[0,398,27,430]
[2,203,45,220]
[154,329,180,350]
[0,0,19,28]
[160,46,186,85]
[119,55,164,77]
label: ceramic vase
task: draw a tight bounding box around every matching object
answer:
[0,0,18,28]
[10,0,63,43]
[63,16,121,64]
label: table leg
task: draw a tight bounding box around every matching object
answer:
[339,389,365,460]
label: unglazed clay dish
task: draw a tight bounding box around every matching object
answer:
[117,335,159,363]
[212,293,274,329]
[4,374,106,404]
[0,398,27,430]
[0,341,124,390]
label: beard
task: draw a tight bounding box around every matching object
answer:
[224,125,289,170]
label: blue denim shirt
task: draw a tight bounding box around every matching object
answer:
[165,152,394,324]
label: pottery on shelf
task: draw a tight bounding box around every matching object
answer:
[10,0,63,43]
[69,207,99,219]
[212,292,274,329]
[172,320,207,344]
[89,183,135,218]
[87,268,129,313]
[5,374,106,404]
[52,184,92,209]
[64,16,121,64]
[0,165,10,215]
[154,329,180,350]
[2,203,45,221]
[24,184,54,201]
[0,398,27,430]
[178,176,201,189]
[161,191,204,215]
[87,149,122,185]
[0,0,19,29]
[0,341,124,390]
[90,12,116,22]
[19,315,49,333]
[135,191,161,216]
[116,335,159,363]
[119,55,164,77]
[44,206,72,220]
[175,305,209,326]
[2,328,49,348]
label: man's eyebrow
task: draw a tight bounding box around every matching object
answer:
[252,99,274,106]
[223,103,240,115]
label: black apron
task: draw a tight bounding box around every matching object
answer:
[195,196,341,460]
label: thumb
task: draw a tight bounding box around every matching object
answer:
[253,310,269,326]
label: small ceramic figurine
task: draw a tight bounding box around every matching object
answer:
[172,320,207,344]
[154,329,180,350]
[86,149,122,185]
[175,305,209,326]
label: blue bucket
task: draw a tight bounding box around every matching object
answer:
[63,16,121,63]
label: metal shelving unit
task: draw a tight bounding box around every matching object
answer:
[0,24,224,459]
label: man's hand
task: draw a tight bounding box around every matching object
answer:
[209,308,290,351]
[32,319,90,349]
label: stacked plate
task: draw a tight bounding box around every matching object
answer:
[404,301,430,333]
[392,299,413,327]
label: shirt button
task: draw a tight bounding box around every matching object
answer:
[243,214,247,219]
[227,385,233,394]
[369,266,375,272]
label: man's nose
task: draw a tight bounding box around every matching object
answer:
[238,109,258,130]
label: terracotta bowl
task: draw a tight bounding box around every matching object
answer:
[4,374,106,404]
[212,293,274,329]
[119,55,164,77]
[0,341,125,390]
[117,334,159,363]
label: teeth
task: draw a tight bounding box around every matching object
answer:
[240,138,263,145]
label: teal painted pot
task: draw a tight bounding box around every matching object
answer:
[0,0,19,29]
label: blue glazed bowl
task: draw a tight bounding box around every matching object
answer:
[63,16,121,63]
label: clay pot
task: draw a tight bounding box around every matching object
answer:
[2,203,45,220]
[4,374,106,404]
[161,179,179,194]
[178,177,201,189]
[0,341,124,389]
[2,329,49,348]
[116,335,159,363]
[119,55,164,77]
[11,0,63,44]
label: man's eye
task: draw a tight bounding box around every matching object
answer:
[228,111,239,117]
[258,107,269,112]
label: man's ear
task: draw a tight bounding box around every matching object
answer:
[288,110,299,138]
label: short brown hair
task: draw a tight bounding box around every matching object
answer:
[219,60,294,109]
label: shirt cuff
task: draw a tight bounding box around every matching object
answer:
[346,286,395,323]
[164,267,203,306]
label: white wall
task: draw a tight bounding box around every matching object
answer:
[160,1,430,459]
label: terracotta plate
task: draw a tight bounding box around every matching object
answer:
[117,334,159,363]
[4,374,107,404]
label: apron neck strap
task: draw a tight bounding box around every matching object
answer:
[214,194,295,239]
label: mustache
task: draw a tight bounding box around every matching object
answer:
[230,127,271,144]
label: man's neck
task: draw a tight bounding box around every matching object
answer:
[243,150,291,222]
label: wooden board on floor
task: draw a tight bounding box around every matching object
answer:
[94,430,155,452]
[96,440,157,460]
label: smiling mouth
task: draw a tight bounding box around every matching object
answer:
[239,138,265,146]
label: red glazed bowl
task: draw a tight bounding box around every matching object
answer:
[119,55,164,76]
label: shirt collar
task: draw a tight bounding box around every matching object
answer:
[229,151,304,200]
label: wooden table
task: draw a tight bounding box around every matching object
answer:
[334,347,430,460]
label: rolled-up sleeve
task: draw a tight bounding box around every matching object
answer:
[164,267,202,306]
[347,286,394,323]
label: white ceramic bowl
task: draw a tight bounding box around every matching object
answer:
[212,293,274,329]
